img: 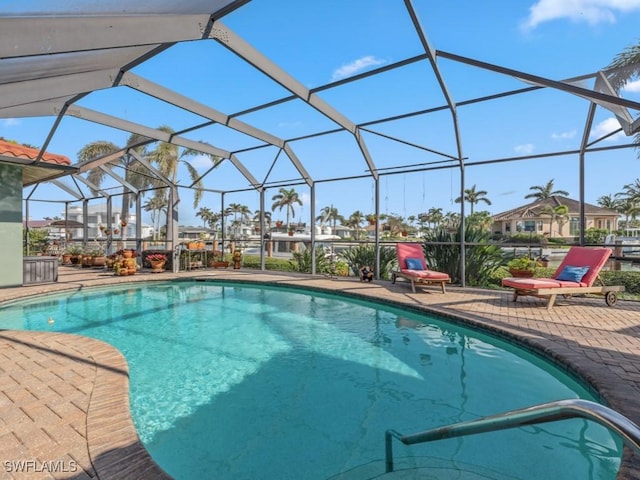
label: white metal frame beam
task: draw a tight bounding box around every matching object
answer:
[209,21,378,182]
[64,104,261,187]
[0,15,212,59]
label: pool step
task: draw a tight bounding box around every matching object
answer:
[327,457,517,480]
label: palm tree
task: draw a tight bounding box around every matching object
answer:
[525,179,569,200]
[225,203,251,238]
[226,203,251,223]
[143,196,167,240]
[539,204,570,237]
[615,196,640,234]
[597,194,620,210]
[345,210,364,239]
[621,179,640,202]
[553,205,570,237]
[606,40,640,159]
[443,211,460,230]
[426,207,444,229]
[316,205,345,233]
[78,134,154,232]
[196,207,214,228]
[253,209,272,230]
[384,214,406,236]
[271,187,303,228]
[467,211,493,230]
[454,185,491,214]
[147,127,222,210]
[606,39,640,93]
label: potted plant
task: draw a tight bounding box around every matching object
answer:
[68,245,83,265]
[366,214,377,226]
[506,256,540,278]
[61,250,73,265]
[90,249,107,267]
[115,249,138,274]
[210,250,229,268]
[81,249,97,268]
[147,253,167,272]
[288,225,295,236]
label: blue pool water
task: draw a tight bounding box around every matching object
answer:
[0,282,622,479]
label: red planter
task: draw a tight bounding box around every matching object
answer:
[508,268,534,278]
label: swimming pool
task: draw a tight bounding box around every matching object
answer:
[0,281,622,479]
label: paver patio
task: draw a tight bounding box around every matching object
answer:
[0,266,639,479]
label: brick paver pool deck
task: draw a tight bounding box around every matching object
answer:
[1,266,639,479]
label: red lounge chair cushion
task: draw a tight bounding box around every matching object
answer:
[551,247,610,287]
[401,269,450,280]
[501,277,586,289]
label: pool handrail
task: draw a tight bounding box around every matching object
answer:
[385,398,640,473]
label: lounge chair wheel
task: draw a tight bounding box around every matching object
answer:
[605,291,618,307]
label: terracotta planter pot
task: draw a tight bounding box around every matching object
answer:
[122,251,133,259]
[508,268,534,278]
[91,256,106,267]
[211,261,229,269]
[150,260,166,272]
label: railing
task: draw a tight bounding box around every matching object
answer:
[385,398,640,473]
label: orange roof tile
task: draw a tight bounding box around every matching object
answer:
[0,139,71,166]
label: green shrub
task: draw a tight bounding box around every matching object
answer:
[241,255,295,272]
[503,233,542,244]
[290,247,331,274]
[583,228,609,245]
[24,228,49,254]
[422,225,504,285]
[599,270,640,296]
[338,243,396,280]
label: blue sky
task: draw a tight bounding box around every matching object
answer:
[5,0,640,226]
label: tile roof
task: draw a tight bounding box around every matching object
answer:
[492,195,618,221]
[0,139,71,166]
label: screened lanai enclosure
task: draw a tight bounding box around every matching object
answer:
[2,0,640,284]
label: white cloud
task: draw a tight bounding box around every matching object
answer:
[1,118,20,127]
[187,153,220,169]
[623,79,640,93]
[331,56,386,81]
[514,144,535,154]
[521,0,640,31]
[590,117,626,141]
[551,130,577,140]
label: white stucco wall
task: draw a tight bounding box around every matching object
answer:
[0,163,23,287]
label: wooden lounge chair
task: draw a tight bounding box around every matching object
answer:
[392,243,451,293]
[501,246,624,309]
